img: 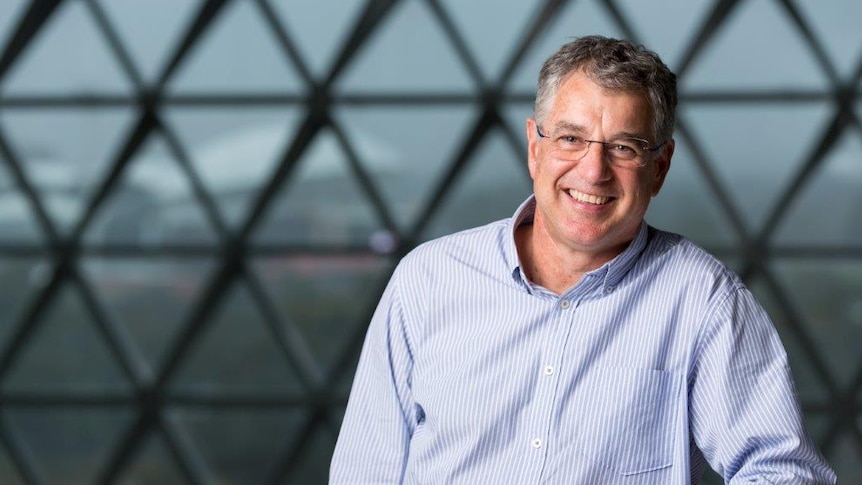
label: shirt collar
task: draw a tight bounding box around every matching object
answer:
[505,195,650,293]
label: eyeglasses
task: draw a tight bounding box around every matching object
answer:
[535,125,664,168]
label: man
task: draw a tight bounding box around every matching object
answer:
[330,36,836,484]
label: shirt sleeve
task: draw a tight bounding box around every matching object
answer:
[330,268,418,484]
[689,285,837,484]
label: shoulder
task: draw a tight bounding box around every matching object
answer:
[640,227,747,305]
[397,219,512,276]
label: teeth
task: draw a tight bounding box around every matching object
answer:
[568,189,609,205]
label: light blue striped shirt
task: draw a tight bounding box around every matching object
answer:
[331,197,836,484]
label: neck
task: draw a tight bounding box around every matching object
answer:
[515,219,627,295]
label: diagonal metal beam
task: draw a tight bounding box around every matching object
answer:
[0,0,64,80]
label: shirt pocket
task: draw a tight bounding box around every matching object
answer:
[575,366,682,476]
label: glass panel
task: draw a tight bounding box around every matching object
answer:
[3,283,131,394]
[334,104,479,232]
[96,0,201,83]
[801,412,832,446]
[0,442,25,485]
[1,1,132,95]
[775,130,862,246]
[0,0,28,61]
[507,0,623,92]
[437,0,542,81]
[162,106,303,230]
[681,102,832,233]
[422,128,531,241]
[828,430,862,485]
[699,467,723,485]
[251,254,392,378]
[334,0,474,92]
[0,108,138,235]
[281,424,338,484]
[80,256,215,378]
[114,431,187,485]
[268,0,365,78]
[168,282,306,394]
[166,0,302,93]
[748,277,831,402]
[682,0,828,90]
[251,129,386,248]
[170,406,307,485]
[645,137,740,248]
[0,258,45,351]
[0,159,43,243]
[770,259,862,388]
[794,2,862,79]
[84,133,219,247]
[617,0,710,71]
[3,407,134,485]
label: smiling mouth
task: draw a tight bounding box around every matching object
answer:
[568,189,611,205]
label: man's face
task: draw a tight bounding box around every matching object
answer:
[526,70,674,261]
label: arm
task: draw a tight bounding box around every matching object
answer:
[689,286,836,484]
[330,270,418,484]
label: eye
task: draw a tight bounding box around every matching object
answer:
[557,135,584,146]
[610,143,636,154]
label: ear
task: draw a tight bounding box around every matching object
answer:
[526,118,540,180]
[650,139,674,197]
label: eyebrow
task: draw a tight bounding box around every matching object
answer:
[551,121,650,141]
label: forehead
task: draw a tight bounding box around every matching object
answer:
[547,71,652,135]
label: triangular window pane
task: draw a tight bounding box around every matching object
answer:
[334,105,479,233]
[0,257,46,351]
[84,134,218,247]
[786,2,862,80]
[507,0,623,92]
[4,408,134,485]
[0,158,44,245]
[3,283,131,393]
[168,283,306,394]
[826,429,862,485]
[747,277,831,403]
[682,0,829,90]
[775,130,862,246]
[681,102,832,232]
[0,0,28,56]
[268,0,365,78]
[114,430,188,485]
[167,0,302,93]
[616,0,710,70]
[335,0,475,92]
[1,1,132,95]
[251,254,391,378]
[281,424,338,484]
[422,128,531,241]
[0,108,138,235]
[251,129,385,248]
[770,259,862,389]
[172,407,308,485]
[80,256,215,379]
[645,137,739,248]
[0,441,25,485]
[163,107,303,230]
[437,0,542,81]
[96,0,201,83]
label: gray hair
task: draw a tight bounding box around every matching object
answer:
[534,35,677,143]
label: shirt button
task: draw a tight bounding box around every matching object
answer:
[531,438,542,449]
[543,365,554,376]
[560,299,570,309]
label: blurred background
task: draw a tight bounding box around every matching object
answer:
[0,0,858,483]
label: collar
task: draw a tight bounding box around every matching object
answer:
[505,195,650,294]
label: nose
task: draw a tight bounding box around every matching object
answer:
[576,141,612,182]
